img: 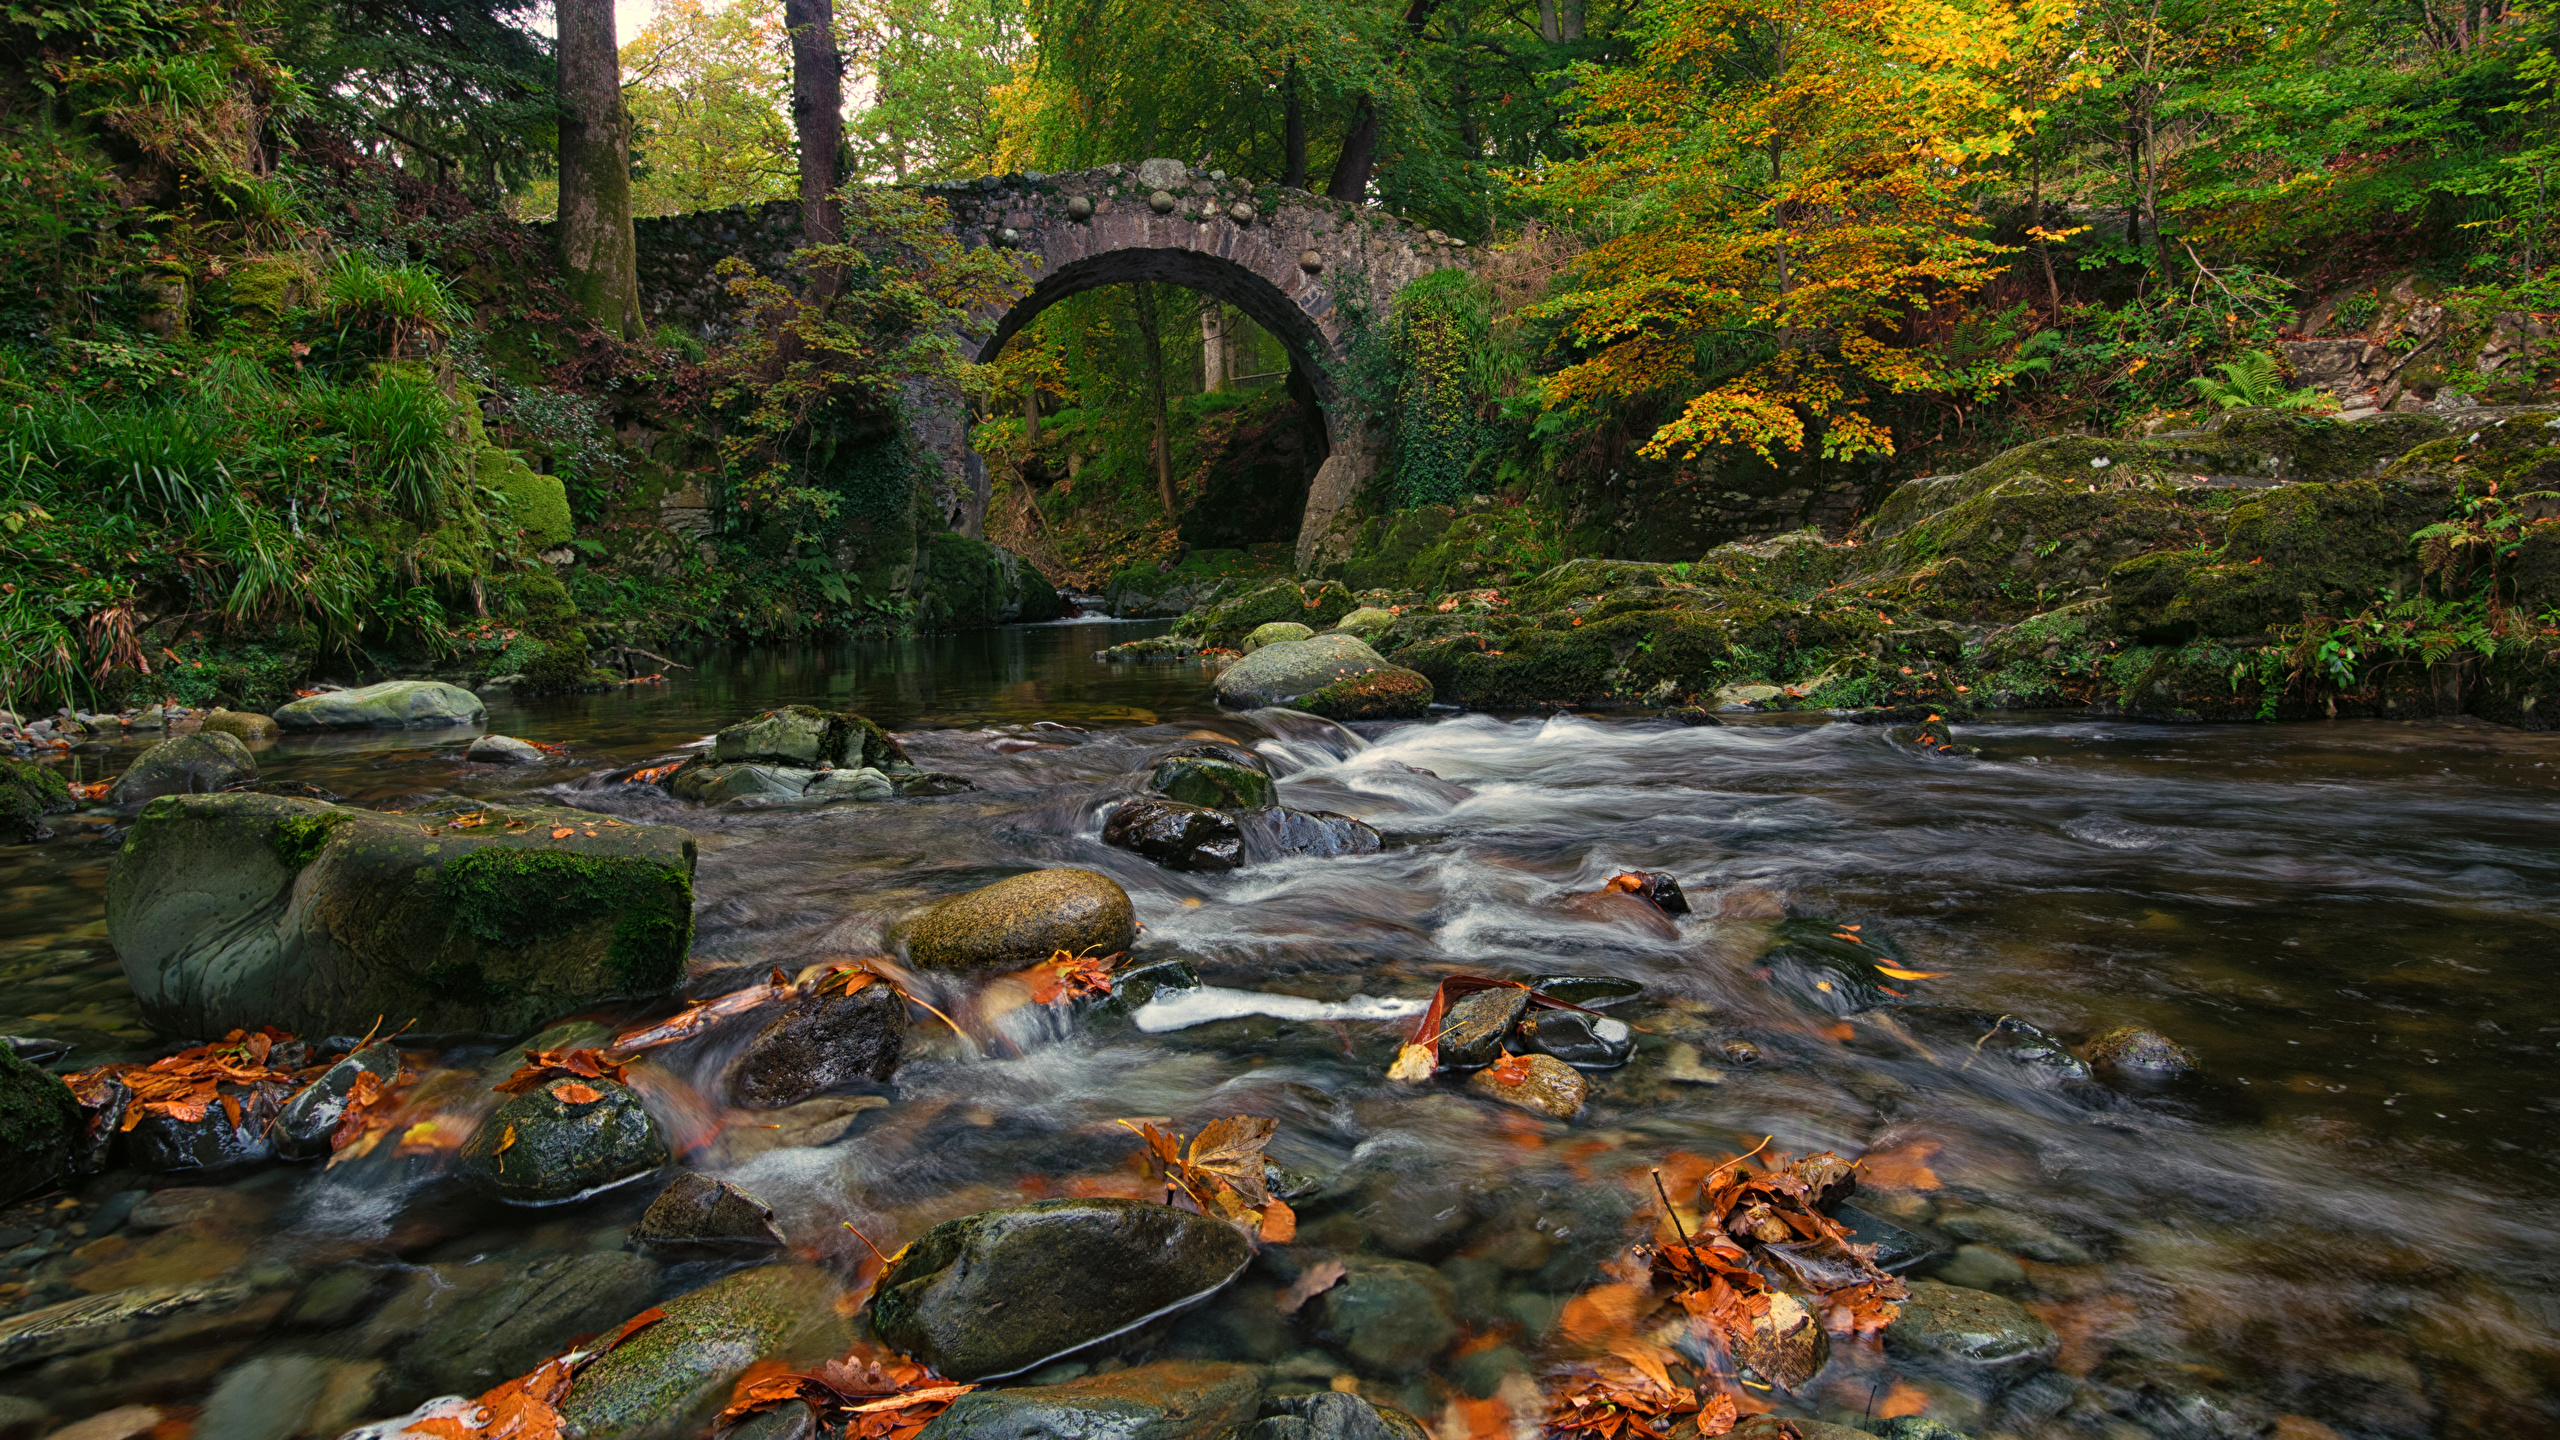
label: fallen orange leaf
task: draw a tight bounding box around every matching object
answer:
[549,1081,604,1105]
[551,827,575,839]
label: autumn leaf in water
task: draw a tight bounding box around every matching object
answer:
[1872,964,1949,981]
[608,972,798,1052]
[550,827,575,839]
[1275,1258,1346,1314]
[548,1080,604,1105]
[1485,1051,1536,1086]
[718,1345,974,1440]
[494,1047,630,1095]
[1023,948,1125,1005]
[1543,1345,1734,1440]
[378,1305,665,1440]
[627,760,684,785]
[1115,1115,1290,1240]
[64,1026,303,1136]
[1389,976,1617,1082]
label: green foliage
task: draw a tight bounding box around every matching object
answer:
[2186,351,2331,413]
[1386,270,1501,507]
[320,252,466,361]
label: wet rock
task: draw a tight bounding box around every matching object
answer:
[1313,1258,1458,1374]
[1933,1207,2090,1265]
[899,869,1137,975]
[1463,1053,1588,1119]
[1107,957,1203,1011]
[1151,756,1277,810]
[708,1095,885,1166]
[711,704,910,771]
[123,1078,291,1172]
[1512,1010,1635,1069]
[1555,887,1681,939]
[1615,871,1689,914]
[1246,622,1315,652]
[111,733,255,803]
[41,1407,164,1440]
[917,1359,1263,1440]
[465,735,545,764]
[726,979,907,1108]
[1241,1392,1404,1440]
[1897,1008,2092,1086]
[272,680,484,730]
[107,792,695,1039]
[1660,706,1724,726]
[1214,636,1400,710]
[1757,919,1908,1015]
[1937,1244,2027,1293]
[1730,1420,1869,1440]
[1713,683,1785,712]
[631,1172,785,1250]
[1731,1289,1829,1389]
[869,1198,1255,1380]
[804,766,896,801]
[0,1396,43,1440]
[0,757,73,842]
[1884,1279,2059,1370]
[0,1279,257,1368]
[398,1251,662,1393]
[274,1042,403,1161]
[2085,1024,2199,1076]
[666,762,818,803]
[1832,1203,1943,1273]
[1235,807,1382,863]
[559,1264,849,1439]
[456,1076,669,1204]
[1105,800,1242,872]
[1437,988,1530,1069]
[0,1044,79,1203]
[1155,741,1269,774]
[1295,667,1433,722]
[1891,719,1982,759]
[195,1352,382,1440]
[197,710,279,744]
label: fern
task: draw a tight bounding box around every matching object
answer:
[2187,351,2332,412]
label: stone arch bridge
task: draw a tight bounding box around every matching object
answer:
[636,159,1475,571]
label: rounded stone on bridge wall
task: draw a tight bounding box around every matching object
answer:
[1149,190,1177,214]
[1300,251,1324,273]
[1067,196,1093,221]
[1228,202,1255,224]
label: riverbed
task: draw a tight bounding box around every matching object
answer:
[3,617,2556,1437]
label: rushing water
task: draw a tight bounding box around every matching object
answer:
[3,617,2558,1437]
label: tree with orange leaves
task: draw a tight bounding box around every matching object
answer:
[1527,0,2086,466]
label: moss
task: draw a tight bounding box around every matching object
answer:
[439,847,694,997]
[272,810,349,869]
[1175,578,1358,648]
[0,758,73,842]
[479,447,574,547]
[1298,666,1434,720]
[0,1046,77,1202]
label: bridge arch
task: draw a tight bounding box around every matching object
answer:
[920,159,1472,571]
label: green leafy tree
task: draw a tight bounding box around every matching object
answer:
[623,0,797,214]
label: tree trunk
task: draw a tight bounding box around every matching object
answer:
[786,0,844,253]
[1282,59,1308,189]
[1200,299,1225,393]
[555,0,642,338]
[1561,0,1584,40]
[1537,0,1560,42]
[1131,287,1176,517]
[2032,153,2061,316]
[1326,94,1380,203]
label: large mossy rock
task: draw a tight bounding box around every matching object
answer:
[1174,579,1356,650]
[401,1251,661,1394]
[1295,667,1433,721]
[1214,635,1404,710]
[271,679,485,730]
[457,1076,670,1204]
[0,1046,78,1204]
[915,532,1069,629]
[897,869,1135,974]
[870,1198,1256,1380]
[559,1264,849,1438]
[107,793,696,1038]
[711,704,910,771]
[112,732,256,803]
[1150,755,1276,809]
[0,757,74,842]
[917,1361,1263,1440]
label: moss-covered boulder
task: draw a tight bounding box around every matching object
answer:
[915,532,1068,629]
[272,679,485,730]
[199,708,281,743]
[1244,621,1313,652]
[107,793,696,1038]
[112,731,256,803]
[897,869,1135,974]
[0,1045,78,1204]
[1332,606,1396,639]
[918,1361,1263,1440]
[480,446,574,548]
[561,1265,849,1438]
[1,757,74,842]
[1297,667,1433,721]
[457,1075,669,1204]
[1174,579,1356,649]
[711,704,910,771]
[1214,635,1397,709]
[1149,756,1276,809]
[870,1199,1255,1380]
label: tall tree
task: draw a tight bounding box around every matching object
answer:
[555,0,643,337]
[787,0,846,248]
[623,0,796,216]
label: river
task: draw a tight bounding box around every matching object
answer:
[2,616,2556,1437]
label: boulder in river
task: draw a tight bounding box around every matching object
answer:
[123,1076,292,1171]
[726,979,907,1108]
[916,1359,1262,1440]
[630,1172,786,1250]
[1463,1053,1588,1119]
[107,793,695,1039]
[1312,1258,1458,1374]
[1150,756,1276,810]
[197,709,279,743]
[271,680,484,730]
[1756,918,1911,1016]
[1883,1279,2060,1371]
[274,1041,403,1161]
[1294,666,1433,722]
[898,869,1136,975]
[2085,1023,2199,1076]
[1331,606,1396,640]
[711,703,910,771]
[1214,635,1417,711]
[869,1197,1256,1380]
[112,732,255,803]
[457,1075,669,1204]
[1437,988,1530,1070]
[399,1250,662,1395]
[1236,807,1381,863]
[1104,799,1243,872]
[559,1264,849,1438]
[1153,741,1269,774]
[1512,1010,1634,1069]
[465,735,545,765]
[0,1044,79,1203]
[0,757,73,842]
[1245,622,1314,652]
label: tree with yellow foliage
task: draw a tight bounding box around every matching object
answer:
[1529,0,2085,465]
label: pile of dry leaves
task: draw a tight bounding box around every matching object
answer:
[64,1027,307,1136]
[720,1347,973,1440]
